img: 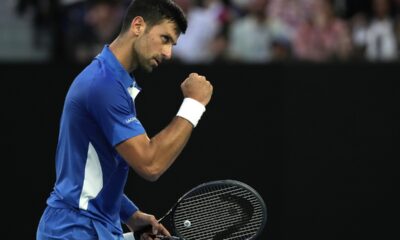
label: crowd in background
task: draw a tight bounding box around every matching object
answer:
[2,0,400,64]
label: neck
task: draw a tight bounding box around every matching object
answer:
[109,34,138,72]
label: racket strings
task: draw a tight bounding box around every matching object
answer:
[186,185,238,201]
[176,187,258,212]
[175,188,261,223]
[173,185,265,240]
[175,193,261,224]
[175,208,263,240]
[176,210,264,239]
[176,206,264,229]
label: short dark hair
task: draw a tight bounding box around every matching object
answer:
[120,0,187,34]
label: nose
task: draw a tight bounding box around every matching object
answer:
[162,45,172,60]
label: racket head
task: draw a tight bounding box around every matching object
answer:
[164,179,267,240]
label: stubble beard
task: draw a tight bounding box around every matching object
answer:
[133,41,154,73]
[137,54,154,73]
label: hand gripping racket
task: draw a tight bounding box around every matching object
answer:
[134,179,267,240]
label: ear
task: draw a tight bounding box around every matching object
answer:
[130,16,146,35]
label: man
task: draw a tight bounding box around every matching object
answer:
[36,0,213,239]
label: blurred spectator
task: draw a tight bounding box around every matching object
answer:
[57,0,89,62]
[172,0,227,64]
[230,0,249,10]
[350,12,369,60]
[0,0,53,61]
[60,0,124,63]
[364,0,398,61]
[271,35,292,61]
[227,0,276,63]
[267,0,316,44]
[292,0,353,62]
[79,0,124,63]
[16,0,54,52]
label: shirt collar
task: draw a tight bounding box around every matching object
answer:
[96,45,141,90]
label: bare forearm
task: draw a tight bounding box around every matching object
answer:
[147,117,193,176]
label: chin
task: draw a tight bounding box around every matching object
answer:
[144,66,154,72]
[138,63,154,73]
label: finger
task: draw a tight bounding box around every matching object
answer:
[147,216,159,235]
[157,223,171,237]
[141,232,153,240]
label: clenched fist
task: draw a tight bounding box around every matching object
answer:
[181,73,213,106]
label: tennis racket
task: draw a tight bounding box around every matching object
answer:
[134,179,267,240]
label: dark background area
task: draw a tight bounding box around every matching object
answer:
[1,62,398,239]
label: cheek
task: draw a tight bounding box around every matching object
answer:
[146,36,162,53]
[140,40,153,57]
[136,40,150,58]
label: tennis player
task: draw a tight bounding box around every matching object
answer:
[36,0,213,239]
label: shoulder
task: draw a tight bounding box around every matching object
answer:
[83,63,130,113]
[83,59,125,97]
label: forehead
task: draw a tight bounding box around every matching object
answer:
[148,20,180,42]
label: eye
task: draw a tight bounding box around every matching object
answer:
[161,35,172,44]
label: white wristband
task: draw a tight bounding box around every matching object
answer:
[176,98,206,127]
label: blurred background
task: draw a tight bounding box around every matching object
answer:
[4,0,400,64]
[1,0,398,239]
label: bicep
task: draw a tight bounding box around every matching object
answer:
[116,133,155,177]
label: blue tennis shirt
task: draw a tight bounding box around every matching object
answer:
[46,45,146,234]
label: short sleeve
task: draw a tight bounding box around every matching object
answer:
[88,77,146,146]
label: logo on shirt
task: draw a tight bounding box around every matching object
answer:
[125,116,139,124]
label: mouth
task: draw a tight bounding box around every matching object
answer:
[152,58,161,66]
